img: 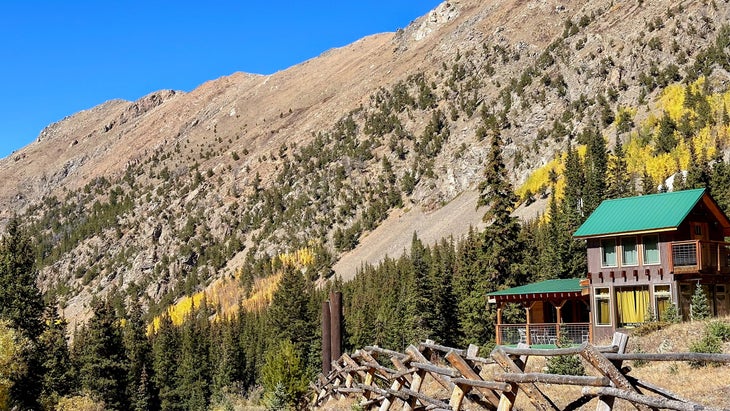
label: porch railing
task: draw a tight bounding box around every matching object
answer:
[671,240,730,274]
[497,323,590,346]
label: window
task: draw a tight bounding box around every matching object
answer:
[622,237,638,266]
[654,285,672,321]
[643,235,660,265]
[601,239,617,267]
[616,286,650,327]
[595,288,611,325]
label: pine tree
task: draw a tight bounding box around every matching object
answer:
[583,125,608,214]
[152,314,180,411]
[39,306,76,409]
[268,264,314,353]
[691,284,711,321]
[175,300,211,410]
[710,157,730,212]
[562,142,585,223]
[641,167,657,195]
[686,145,711,189]
[261,340,308,409]
[477,122,524,288]
[124,300,156,411]
[606,136,632,199]
[76,299,129,410]
[0,219,46,409]
[409,233,432,339]
[0,219,45,340]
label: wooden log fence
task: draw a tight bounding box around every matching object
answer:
[311,333,730,411]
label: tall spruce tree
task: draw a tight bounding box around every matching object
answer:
[76,299,129,410]
[39,305,75,409]
[124,300,156,411]
[583,125,608,214]
[0,219,45,409]
[152,314,180,411]
[477,121,525,288]
[606,136,632,198]
[175,303,211,410]
[558,143,588,278]
[686,145,711,189]
[452,228,491,346]
[268,263,316,367]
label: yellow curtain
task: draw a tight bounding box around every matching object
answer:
[617,288,650,325]
[598,300,610,324]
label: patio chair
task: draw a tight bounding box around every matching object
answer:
[518,328,527,344]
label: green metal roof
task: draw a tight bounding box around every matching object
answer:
[573,188,706,238]
[487,278,583,297]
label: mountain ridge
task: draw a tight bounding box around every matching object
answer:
[3,0,730,327]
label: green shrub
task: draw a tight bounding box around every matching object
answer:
[689,333,723,368]
[707,320,730,342]
[546,331,585,376]
[661,303,681,324]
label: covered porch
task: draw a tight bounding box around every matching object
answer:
[488,278,591,346]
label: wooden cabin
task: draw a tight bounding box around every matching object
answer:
[487,278,591,346]
[574,188,730,342]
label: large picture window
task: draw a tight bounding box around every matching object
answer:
[601,239,617,267]
[643,235,660,265]
[595,288,611,325]
[616,286,650,327]
[622,237,638,266]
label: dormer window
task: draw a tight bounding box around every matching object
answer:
[601,239,617,267]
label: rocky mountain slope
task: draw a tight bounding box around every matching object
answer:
[3,0,730,325]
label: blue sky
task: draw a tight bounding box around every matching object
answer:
[0,1,442,159]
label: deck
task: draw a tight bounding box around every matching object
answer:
[496,322,590,346]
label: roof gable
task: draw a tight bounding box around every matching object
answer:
[573,189,709,239]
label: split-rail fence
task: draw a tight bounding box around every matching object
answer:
[311,333,730,411]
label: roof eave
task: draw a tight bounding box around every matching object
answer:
[573,226,678,240]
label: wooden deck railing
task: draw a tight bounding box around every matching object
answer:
[671,240,730,274]
[497,322,589,345]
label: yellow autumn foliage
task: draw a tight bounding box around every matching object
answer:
[518,76,730,198]
[516,146,587,203]
[0,321,27,411]
[149,247,316,334]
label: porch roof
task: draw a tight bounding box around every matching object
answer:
[487,278,585,304]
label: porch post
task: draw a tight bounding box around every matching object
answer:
[524,303,533,345]
[555,301,564,343]
[496,302,503,345]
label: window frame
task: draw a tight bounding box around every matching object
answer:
[621,236,639,267]
[642,234,661,265]
[601,238,618,268]
[594,287,612,326]
[653,284,672,322]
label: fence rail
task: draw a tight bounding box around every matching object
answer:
[311,333,730,411]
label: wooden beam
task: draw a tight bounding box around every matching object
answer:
[449,384,467,411]
[494,373,609,387]
[604,352,730,363]
[579,344,652,411]
[445,350,500,409]
[491,347,558,411]
[451,378,511,391]
[581,387,730,411]
[499,343,587,357]
[406,345,454,391]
